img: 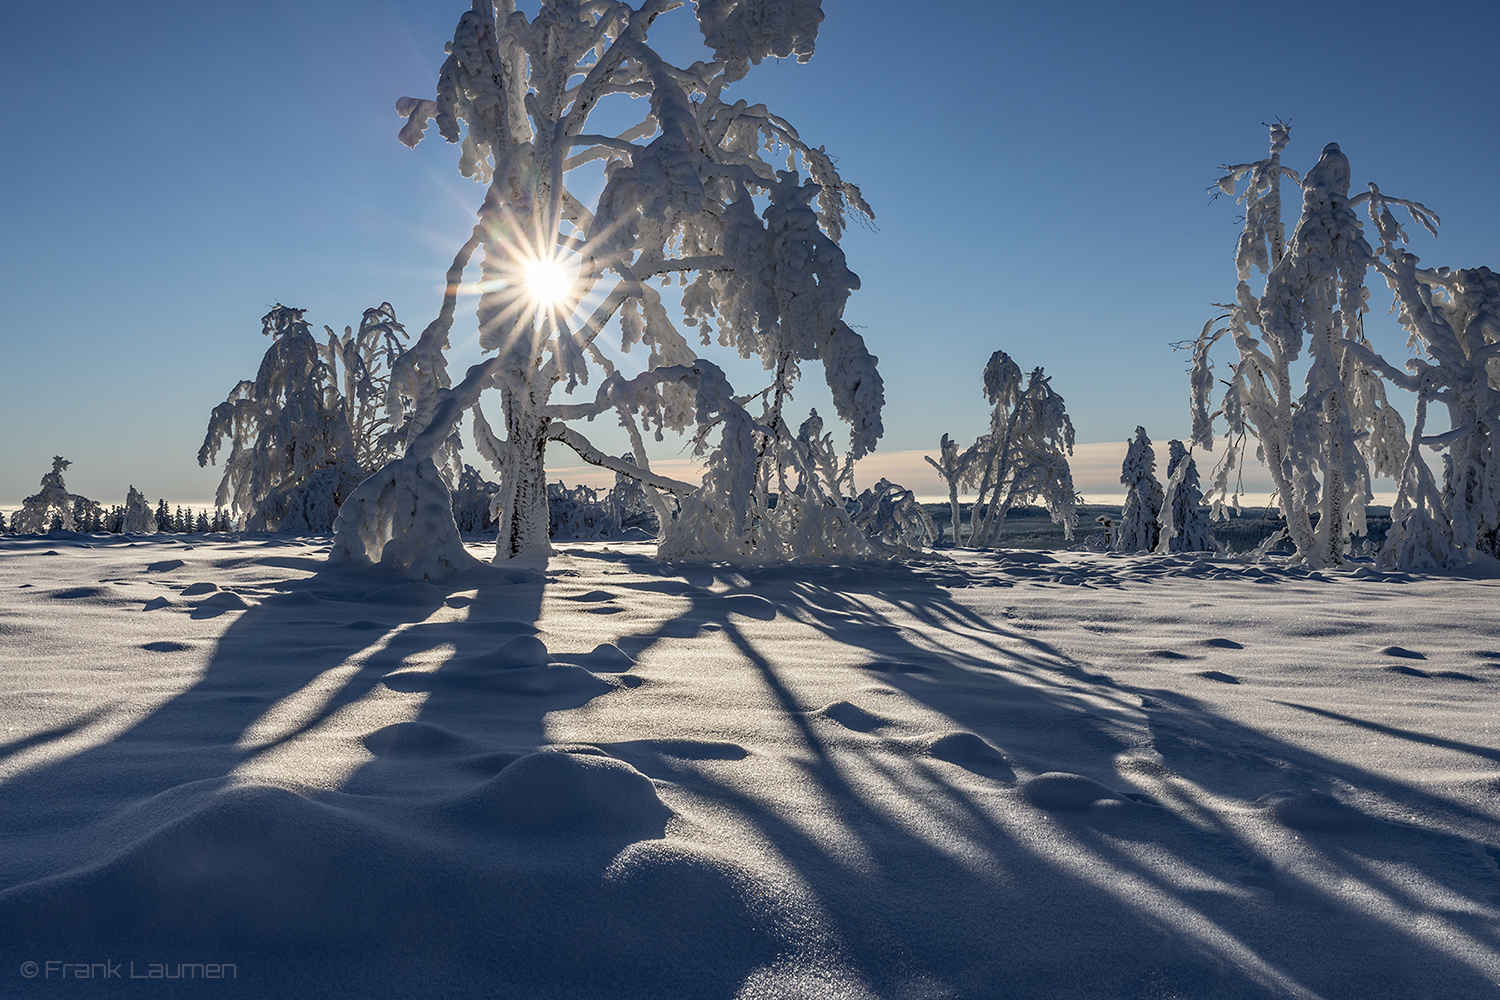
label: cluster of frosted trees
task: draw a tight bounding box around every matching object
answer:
[1191,126,1500,569]
[190,0,920,576]
[2,458,233,536]
[1105,428,1213,554]
[172,11,1500,575]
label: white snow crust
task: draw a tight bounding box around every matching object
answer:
[3,534,1500,997]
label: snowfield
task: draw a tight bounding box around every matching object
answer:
[3,533,1500,998]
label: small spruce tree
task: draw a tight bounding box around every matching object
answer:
[1157,440,1213,553]
[1115,427,1164,552]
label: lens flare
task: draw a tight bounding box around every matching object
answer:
[524,258,573,307]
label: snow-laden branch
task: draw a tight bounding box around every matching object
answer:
[545,422,697,493]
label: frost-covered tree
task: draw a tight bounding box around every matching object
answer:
[334,0,883,576]
[201,304,410,532]
[121,487,156,534]
[1155,439,1212,554]
[1340,227,1500,568]
[1189,127,1418,567]
[1115,427,1163,552]
[13,458,89,534]
[924,351,1077,548]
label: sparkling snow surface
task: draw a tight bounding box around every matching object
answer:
[3,534,1500,998]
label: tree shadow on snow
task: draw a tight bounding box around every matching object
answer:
[573,547,1500,1000]
[3,537,1500,999]
[0,538,784,1000]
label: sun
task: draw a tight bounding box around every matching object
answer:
[524,258,573,308]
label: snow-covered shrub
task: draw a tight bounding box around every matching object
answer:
[850,478,936,557]
[1115,427,1163,552]
[1189,126,1418,566]
[548,482,618,540]
[1155,440,1213,553]
[354,0,883,571]
[452,464,500,534]
[201,303,407,532]
[12,457,98,534]
[925,351,1077,548]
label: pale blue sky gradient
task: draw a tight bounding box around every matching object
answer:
[3,1,1498,505]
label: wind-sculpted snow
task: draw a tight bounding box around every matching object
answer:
[3,534,1500,997]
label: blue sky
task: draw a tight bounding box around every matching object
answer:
[3,1,1498,506]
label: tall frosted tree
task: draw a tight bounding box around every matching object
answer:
[333,0,884,576]
[1115,427,1163,552]
[1189,127,1418,567]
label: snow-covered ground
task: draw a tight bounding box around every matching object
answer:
[3,533,1499,998]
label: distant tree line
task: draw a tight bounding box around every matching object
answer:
[0,457,235,536]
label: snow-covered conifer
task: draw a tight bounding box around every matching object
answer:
[1155,440,1213,553]
[1115,427,1163,552]
[339,0,884,573]
[122,487,156,534]
[925,351,1077,548]
[13,457,85,534]
[155,499,173,533]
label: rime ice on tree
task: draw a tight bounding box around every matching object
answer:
[1155,440,1212,554]
[12,458,99,534]
[924,351,1077,548]
[1115,427,1163,553]
[122,486,157,535]
[1190,127,1420,567]
[334,0,885,575]
[201,305,409,532]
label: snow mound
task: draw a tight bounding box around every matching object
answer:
[190,590,251,618]
[0,784,394,948]
[579,642,635,670]
[384,661,614,698]
[475,634,549,670]
[1266,791,1367,832]
[920,731,1015,780]
[363,721,481,757]
[449,749,670,839]
[811,701,890,732]
[1021,772,1124,811]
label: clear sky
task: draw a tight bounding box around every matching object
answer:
[3,1,1498,507]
